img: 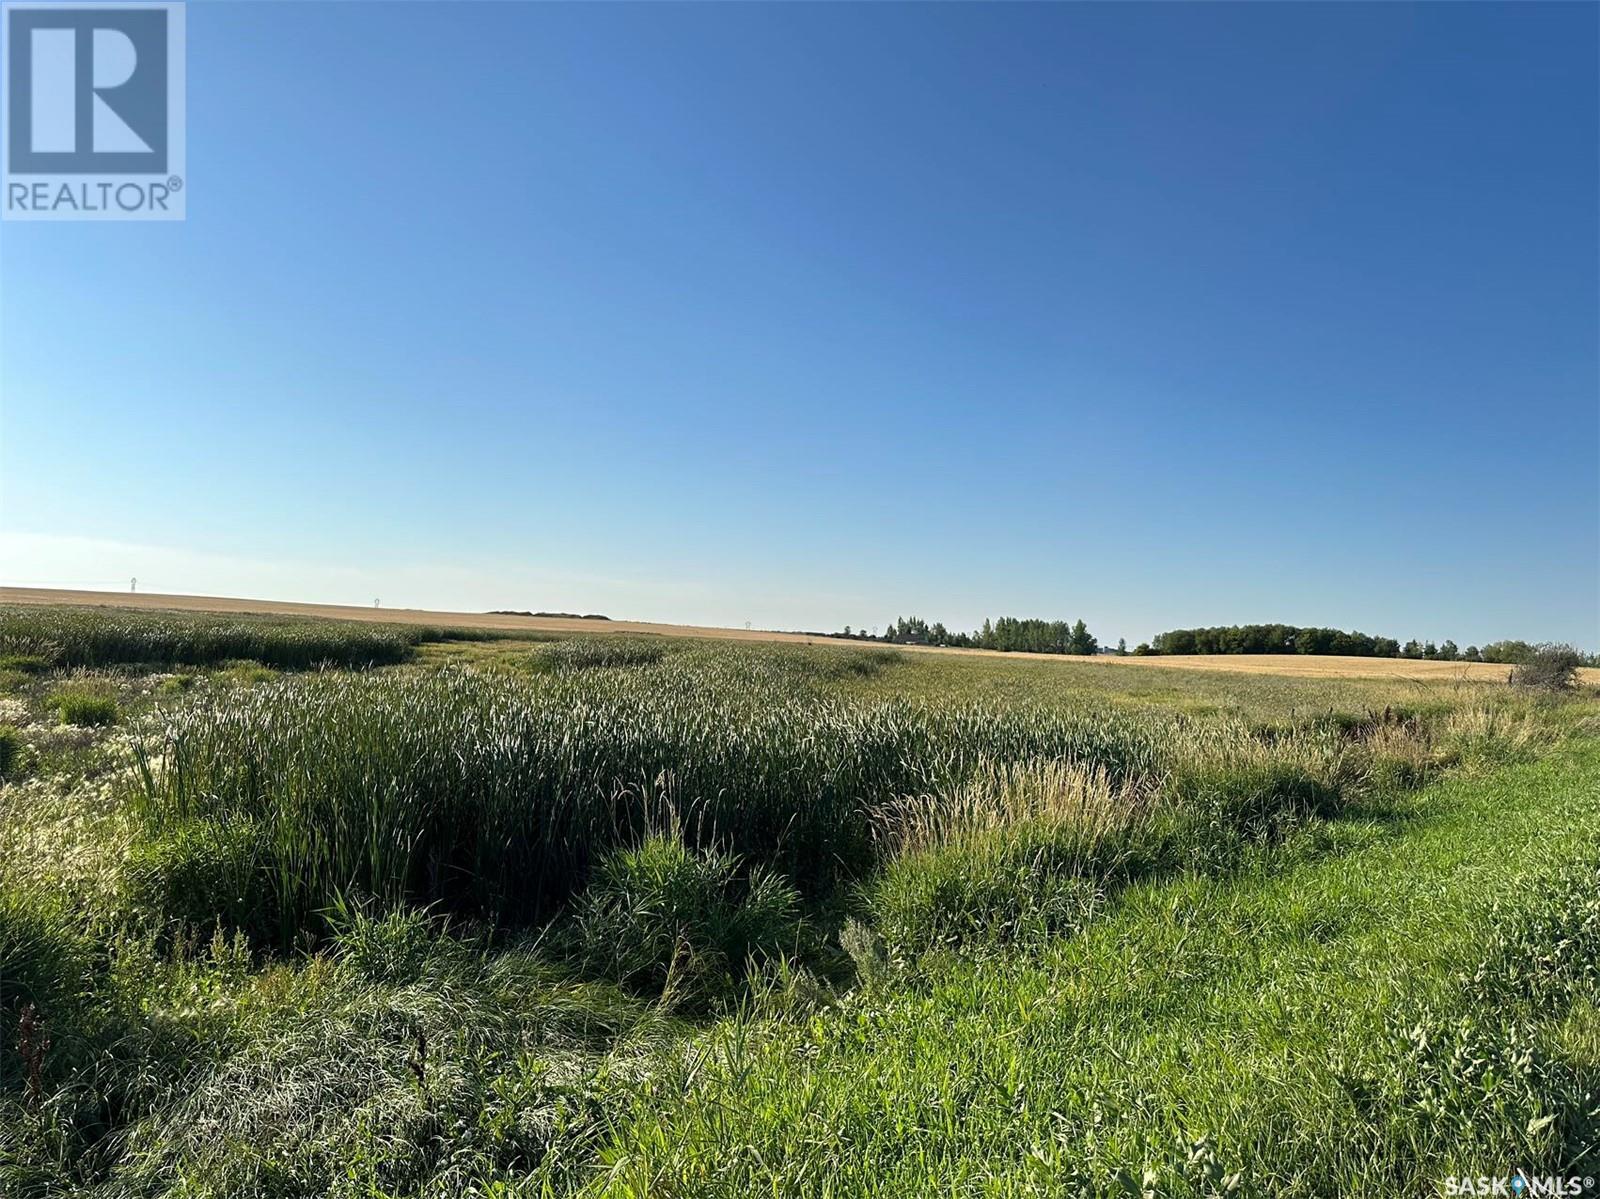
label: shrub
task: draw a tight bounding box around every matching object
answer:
[1511,644,1584,693]
[50,682,118,727]
[569,836,803,1008]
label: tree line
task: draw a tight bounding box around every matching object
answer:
[815,616,1588,666]
[832,616,1100,655]
[1141,625,1582,664]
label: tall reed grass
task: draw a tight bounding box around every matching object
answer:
[0,605,500,671]
[131,657,1169,942]
[866,760,1153,954]
[125,638,1545,953]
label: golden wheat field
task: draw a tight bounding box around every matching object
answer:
[4,586,1586,683]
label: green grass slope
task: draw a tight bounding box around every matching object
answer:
[586,744,1600,1197]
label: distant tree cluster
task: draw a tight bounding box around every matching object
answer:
[1150,625,1402,657]
[975,617,1098,655]
[833,616,1099,655]
[488,611,611,621]
[1399,639,1470,661]
[1142,625,1594,665]
[1475,641,1600,667]
[1477,640,1536,664]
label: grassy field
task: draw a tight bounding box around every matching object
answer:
[6,587,1583,684]
[2,604,1598,1196]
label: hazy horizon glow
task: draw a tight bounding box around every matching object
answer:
[2,3,1596,649]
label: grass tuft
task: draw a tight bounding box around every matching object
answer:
[866,760,1145,957]
[568,835,804,1008]
[122,816,275,943]
[0,725,23,779]
[49,681,119,727]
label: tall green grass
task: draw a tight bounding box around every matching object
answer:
[567,835,805,1008]
[531,637,672,672]
[127,640,1523,952]
[0,605,502,671]
[132,657,1169,942]
[49,680,120,727]
[0,725,22,779]
[573,744,1600,1196]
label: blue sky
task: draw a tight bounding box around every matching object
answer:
[2,1,1596,648]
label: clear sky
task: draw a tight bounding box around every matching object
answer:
[2,1,1596,648]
